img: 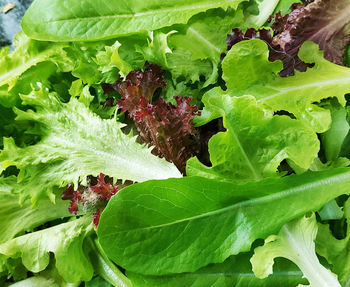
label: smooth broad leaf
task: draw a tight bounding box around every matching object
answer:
[97,167,350,275]
[21,0,246,41]
[187,93,319,181]
[0,217,93,283]
[251,214,341,287]
[0,85,181,205]
[222,40,350,132]
[0,176,71,244]
[127,253,306,287]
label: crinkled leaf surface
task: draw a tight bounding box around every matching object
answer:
[127,254,306,287]
[251,214,341,287]
[0,217,93,283]
[0,32,71,107]
[187,93,319,181]
[0,176,71,244]
[222,40,350,132]
[98,167,350,275]
[0,86,181,205]
[22,0,246,41]
[167,8,244,86]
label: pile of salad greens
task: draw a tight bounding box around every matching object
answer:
[1,0,350,286]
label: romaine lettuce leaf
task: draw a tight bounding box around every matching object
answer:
[98,167,350,275]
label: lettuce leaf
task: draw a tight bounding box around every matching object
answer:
[21,0,247,41]
[188,93,319,181]
[0,217,93,283]
[98,167,350,275]
[0,32,72,107]
[127,253,306,287]
[251,214,341,287]
[316,198,350,286]
[0,85,181,205]
[222,40,350,132]
[0,176,71,244]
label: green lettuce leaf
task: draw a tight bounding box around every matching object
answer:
[0,32,72,107]
[166,8,244,86]
[187,93,319,181]
[0,176,71,244]
[22,0,246,41]
[245,0,279,26]
[320,99,349,162]
[251,214,341,287]
[127,254,306,287]
[0,217,93,283]
[98,167,350,275]
[316,198,350,286]
[222,40,350,132]
[0,85,181,205]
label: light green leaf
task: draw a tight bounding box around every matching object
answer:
[0,32,71,107]
[22,0,246,41]
[167,8,244,86]
[0,176,71,244]
[135,31,176,70]
[187,93,319,181]
[222,40,350,132]
[98,167,350,275]
[0,217,93,283]
[251,214,341,287]
[95,40,133,78]
[0,85,181,205]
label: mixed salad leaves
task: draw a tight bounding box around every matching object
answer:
[1,0,350,286]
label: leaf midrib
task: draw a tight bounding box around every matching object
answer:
[107,171,350,233]
[33,0,240,23]
[256,76,350,103]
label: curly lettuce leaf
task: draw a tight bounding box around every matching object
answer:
[0,32,72,107]
[167,8,244,86]
[0,217,93,283]
[0,85,181,205]
[222,39,350,132]
[251,214,341,287]
[0,176,71,244]
[188,93,318,181]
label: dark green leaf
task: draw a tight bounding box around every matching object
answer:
[98,168,350,275]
